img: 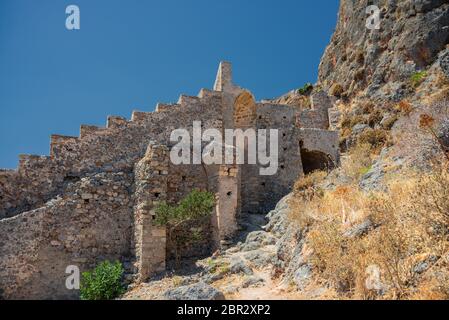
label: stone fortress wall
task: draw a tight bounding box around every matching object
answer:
[0,62,339,299]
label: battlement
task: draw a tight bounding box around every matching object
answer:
[0,169,16,178]
[50,135,79,159]
[80,125,106,138]
[198,88,222,99]
[18,154,51,171]
[131,111,154,123]
[177,95,201,108]
[107,116,129,128]
[155,103,180,112]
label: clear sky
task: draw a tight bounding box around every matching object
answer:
[0,0,339,169]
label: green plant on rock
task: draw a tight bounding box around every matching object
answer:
[80,261,125,300]
[410,71,427,88]
[206,258,230,275]
[154,190,215,267]
[297,83,314,95]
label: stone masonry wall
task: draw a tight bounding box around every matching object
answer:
[0,171,133,299]
[134,143,169,282]
[255,103,304,213]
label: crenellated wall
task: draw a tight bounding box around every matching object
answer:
[0,90,223,219]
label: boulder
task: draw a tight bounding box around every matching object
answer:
[244,249,276,268]
[164,282,225,300]
[240,231,277,252]
[293,265,312,291]
[242,276,265,288]
[229,257,253,276]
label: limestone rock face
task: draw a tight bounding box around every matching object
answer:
[318,0,449,101]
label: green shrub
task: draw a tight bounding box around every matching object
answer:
[154,190,215,226]
[154,190,215,267]
[80,261,124,300]
[410,71,427,88]
[297,83,313,95]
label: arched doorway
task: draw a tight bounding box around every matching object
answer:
[234,91,256,129]
[300,147,335,175]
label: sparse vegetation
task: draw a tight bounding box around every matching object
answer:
[357,128,390,153]
[419,113,449,162]
[396,100,413,115]
[342,143,373,181]
[297,83,314,95]
[290,163,449,300]
[80,261,125,300]
[381,114,399,130]
[206,258,231,275]
[329,83,344,97]
[410,71,427,88]
[154,190,215,267]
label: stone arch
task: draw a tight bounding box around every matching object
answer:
[300,146,335,175]
[234,91,256,128]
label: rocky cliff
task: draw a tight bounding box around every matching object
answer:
[318,0,449,102]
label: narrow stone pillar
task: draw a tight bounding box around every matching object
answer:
[215,164,240,245]
[214,61,233,92]
[134,142,169,282]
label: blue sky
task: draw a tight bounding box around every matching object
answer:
[0,0,339,169]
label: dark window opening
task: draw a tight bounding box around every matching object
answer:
[261,182,266,187]
[227,191,232,197]
[182,176,186,181]
[300,147,335,175]
[154,193,161,198]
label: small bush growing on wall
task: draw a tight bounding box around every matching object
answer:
[297,83,314,95]
[154,190,215,225]
[80,261,124,300]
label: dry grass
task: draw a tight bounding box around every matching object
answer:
[289,162,449,300]
[396,100,413,116]
[357,128,391,153]
[341,143,373,181]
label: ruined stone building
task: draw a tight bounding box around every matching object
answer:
[0,62,339,299]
